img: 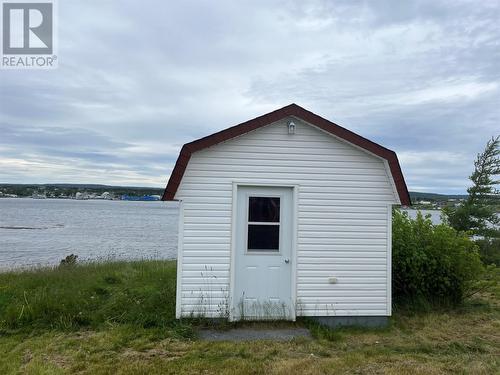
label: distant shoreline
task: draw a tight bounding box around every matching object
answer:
[0,196,165,201]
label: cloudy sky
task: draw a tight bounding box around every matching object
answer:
[0,0,499,193]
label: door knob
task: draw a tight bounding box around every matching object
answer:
[284,258,290,264]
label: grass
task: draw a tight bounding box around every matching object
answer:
[0,260,180,331]
[0,260,499,374]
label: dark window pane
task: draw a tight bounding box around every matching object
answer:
[248,197,280,222]
[247,224,279,251]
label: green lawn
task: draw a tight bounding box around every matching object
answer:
[0,260,498,374]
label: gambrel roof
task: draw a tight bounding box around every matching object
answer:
[162,104,410,205]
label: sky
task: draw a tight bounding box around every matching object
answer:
[0,0,499,194]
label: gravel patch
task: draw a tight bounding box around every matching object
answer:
[198,328,311,342]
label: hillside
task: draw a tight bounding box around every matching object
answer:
[410,191,468,201]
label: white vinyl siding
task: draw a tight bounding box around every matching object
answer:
[175,117,397,317]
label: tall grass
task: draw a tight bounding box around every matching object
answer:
[0,260,177,330]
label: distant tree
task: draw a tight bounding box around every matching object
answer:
[445,136,499,238]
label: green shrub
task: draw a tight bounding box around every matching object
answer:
[392,210,484,308]
[59,254,78,267]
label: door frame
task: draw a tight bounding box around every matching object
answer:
[229,182,298,321]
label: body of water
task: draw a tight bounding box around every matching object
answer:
[0,198,179,270]
[0,198,443,270]
[403,208,443,225]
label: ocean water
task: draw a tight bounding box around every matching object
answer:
[0,198,444,271]
[0,198,179,270]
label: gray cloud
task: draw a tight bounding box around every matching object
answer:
[0,0,499,193]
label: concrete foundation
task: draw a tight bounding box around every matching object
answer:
[311,316,388,328]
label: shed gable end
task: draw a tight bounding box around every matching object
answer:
[176,118,398,205]
[162,104,410,205]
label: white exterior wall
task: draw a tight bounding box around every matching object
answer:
[175,117,398,318]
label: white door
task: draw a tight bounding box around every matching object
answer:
[233,186,294,320]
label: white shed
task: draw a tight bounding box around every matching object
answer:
[162,104,410,326]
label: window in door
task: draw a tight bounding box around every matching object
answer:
[247,196,280,252]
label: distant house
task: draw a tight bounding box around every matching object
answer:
[418,200,432,205]
[162,104,410,326]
